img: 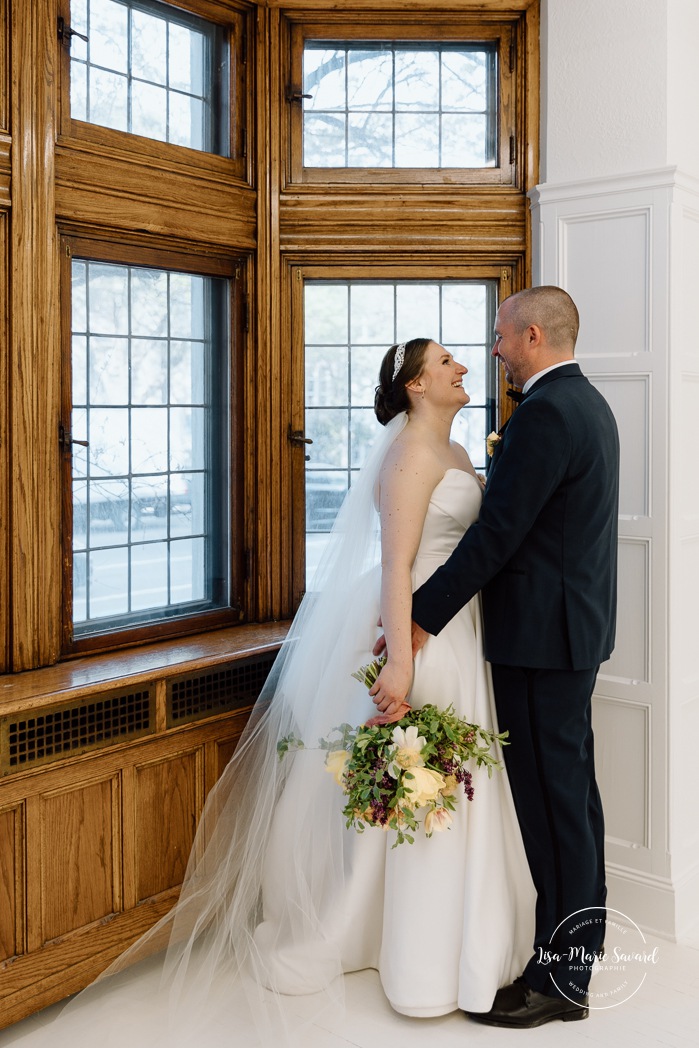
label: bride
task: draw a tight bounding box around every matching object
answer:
[5,338,533,1047]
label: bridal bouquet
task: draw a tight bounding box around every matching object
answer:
[278,657,508,848]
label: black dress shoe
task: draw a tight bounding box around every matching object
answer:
[467,978,588,1028]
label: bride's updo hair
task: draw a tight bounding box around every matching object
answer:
[374,337,432,426]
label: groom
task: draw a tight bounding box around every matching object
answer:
[373,286,620,1027]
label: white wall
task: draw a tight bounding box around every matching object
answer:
[667,0,699,174]
[536,0,699,940]
[541,0,668,183]
[667,170,699,935]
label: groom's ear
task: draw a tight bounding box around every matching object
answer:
[526,324,543,347]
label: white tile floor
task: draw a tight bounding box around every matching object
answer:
[2,931,699,1048]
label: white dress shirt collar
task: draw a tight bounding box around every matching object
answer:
[522,359,576,395]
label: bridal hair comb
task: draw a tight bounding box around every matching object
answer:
[392,342,406,382]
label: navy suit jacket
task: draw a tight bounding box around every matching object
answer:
[412,363,620,671]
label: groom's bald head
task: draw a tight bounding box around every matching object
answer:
[503,287,579,353]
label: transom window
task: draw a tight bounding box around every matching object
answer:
[69,0,229,155]
[303,280,497,584]
[68,255,230,640]
[303,43,497,168]
[286,18,517,186]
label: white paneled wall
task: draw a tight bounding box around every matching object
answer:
[669,177,699,934]
[530,168,699,939]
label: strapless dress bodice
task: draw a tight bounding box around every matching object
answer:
[414,469,482,565]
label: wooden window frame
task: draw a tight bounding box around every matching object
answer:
[287,262,515,608]
[283,14,520,188]
[0,0,8,134]
[59,234,247,657]
[56,0,252,186]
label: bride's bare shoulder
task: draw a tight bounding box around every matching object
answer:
[449,439,476,473]
[379,434,443,488]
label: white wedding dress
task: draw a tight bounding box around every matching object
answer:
[3,428,535,1048]
[254,468,534,1017]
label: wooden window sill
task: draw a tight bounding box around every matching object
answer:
[0,622,291,717]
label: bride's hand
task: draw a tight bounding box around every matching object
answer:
[368,658,413,714]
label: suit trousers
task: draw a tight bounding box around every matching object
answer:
[490,663,606,1002]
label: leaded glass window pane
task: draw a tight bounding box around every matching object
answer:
[303,44,497,169]
[71,258,229,633]
[69,0,229,156]
[303,280,497,584]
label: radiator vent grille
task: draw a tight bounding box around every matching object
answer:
[1,689,154,775]
[167,653,276,727]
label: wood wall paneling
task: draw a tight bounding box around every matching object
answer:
[213,734,239,782]
[1,886,178,1030]
[0,209,8,673]
[251,4,289,620]
[287,262,305,609]
[279,190,528,258]
[0,135,9,209]
[39,776,121,943]
[10,0,61,670]
[134,750,200,902]
[523,0,540,266]
[265,0,536,8]
[0,0,7,133]
[228,260,249,622]
[0,626,284,1031]
[55,144,256,250]
[0,803,24,962]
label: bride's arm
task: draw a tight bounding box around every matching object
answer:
[369,445,441,718]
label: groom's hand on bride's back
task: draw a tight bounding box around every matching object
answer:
[372,619,429,659]
[369,621,430,714]
[372,628,387,657]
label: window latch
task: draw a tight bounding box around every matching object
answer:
[59,423,89,452]
[57,16,89,46]
[285,87,312,104]
[288,426,313,461]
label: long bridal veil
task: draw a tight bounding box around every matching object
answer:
[10,412,409,1048]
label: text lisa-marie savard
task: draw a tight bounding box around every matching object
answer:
[536,946,660,965]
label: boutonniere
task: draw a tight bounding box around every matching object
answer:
[486,431,502,457]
